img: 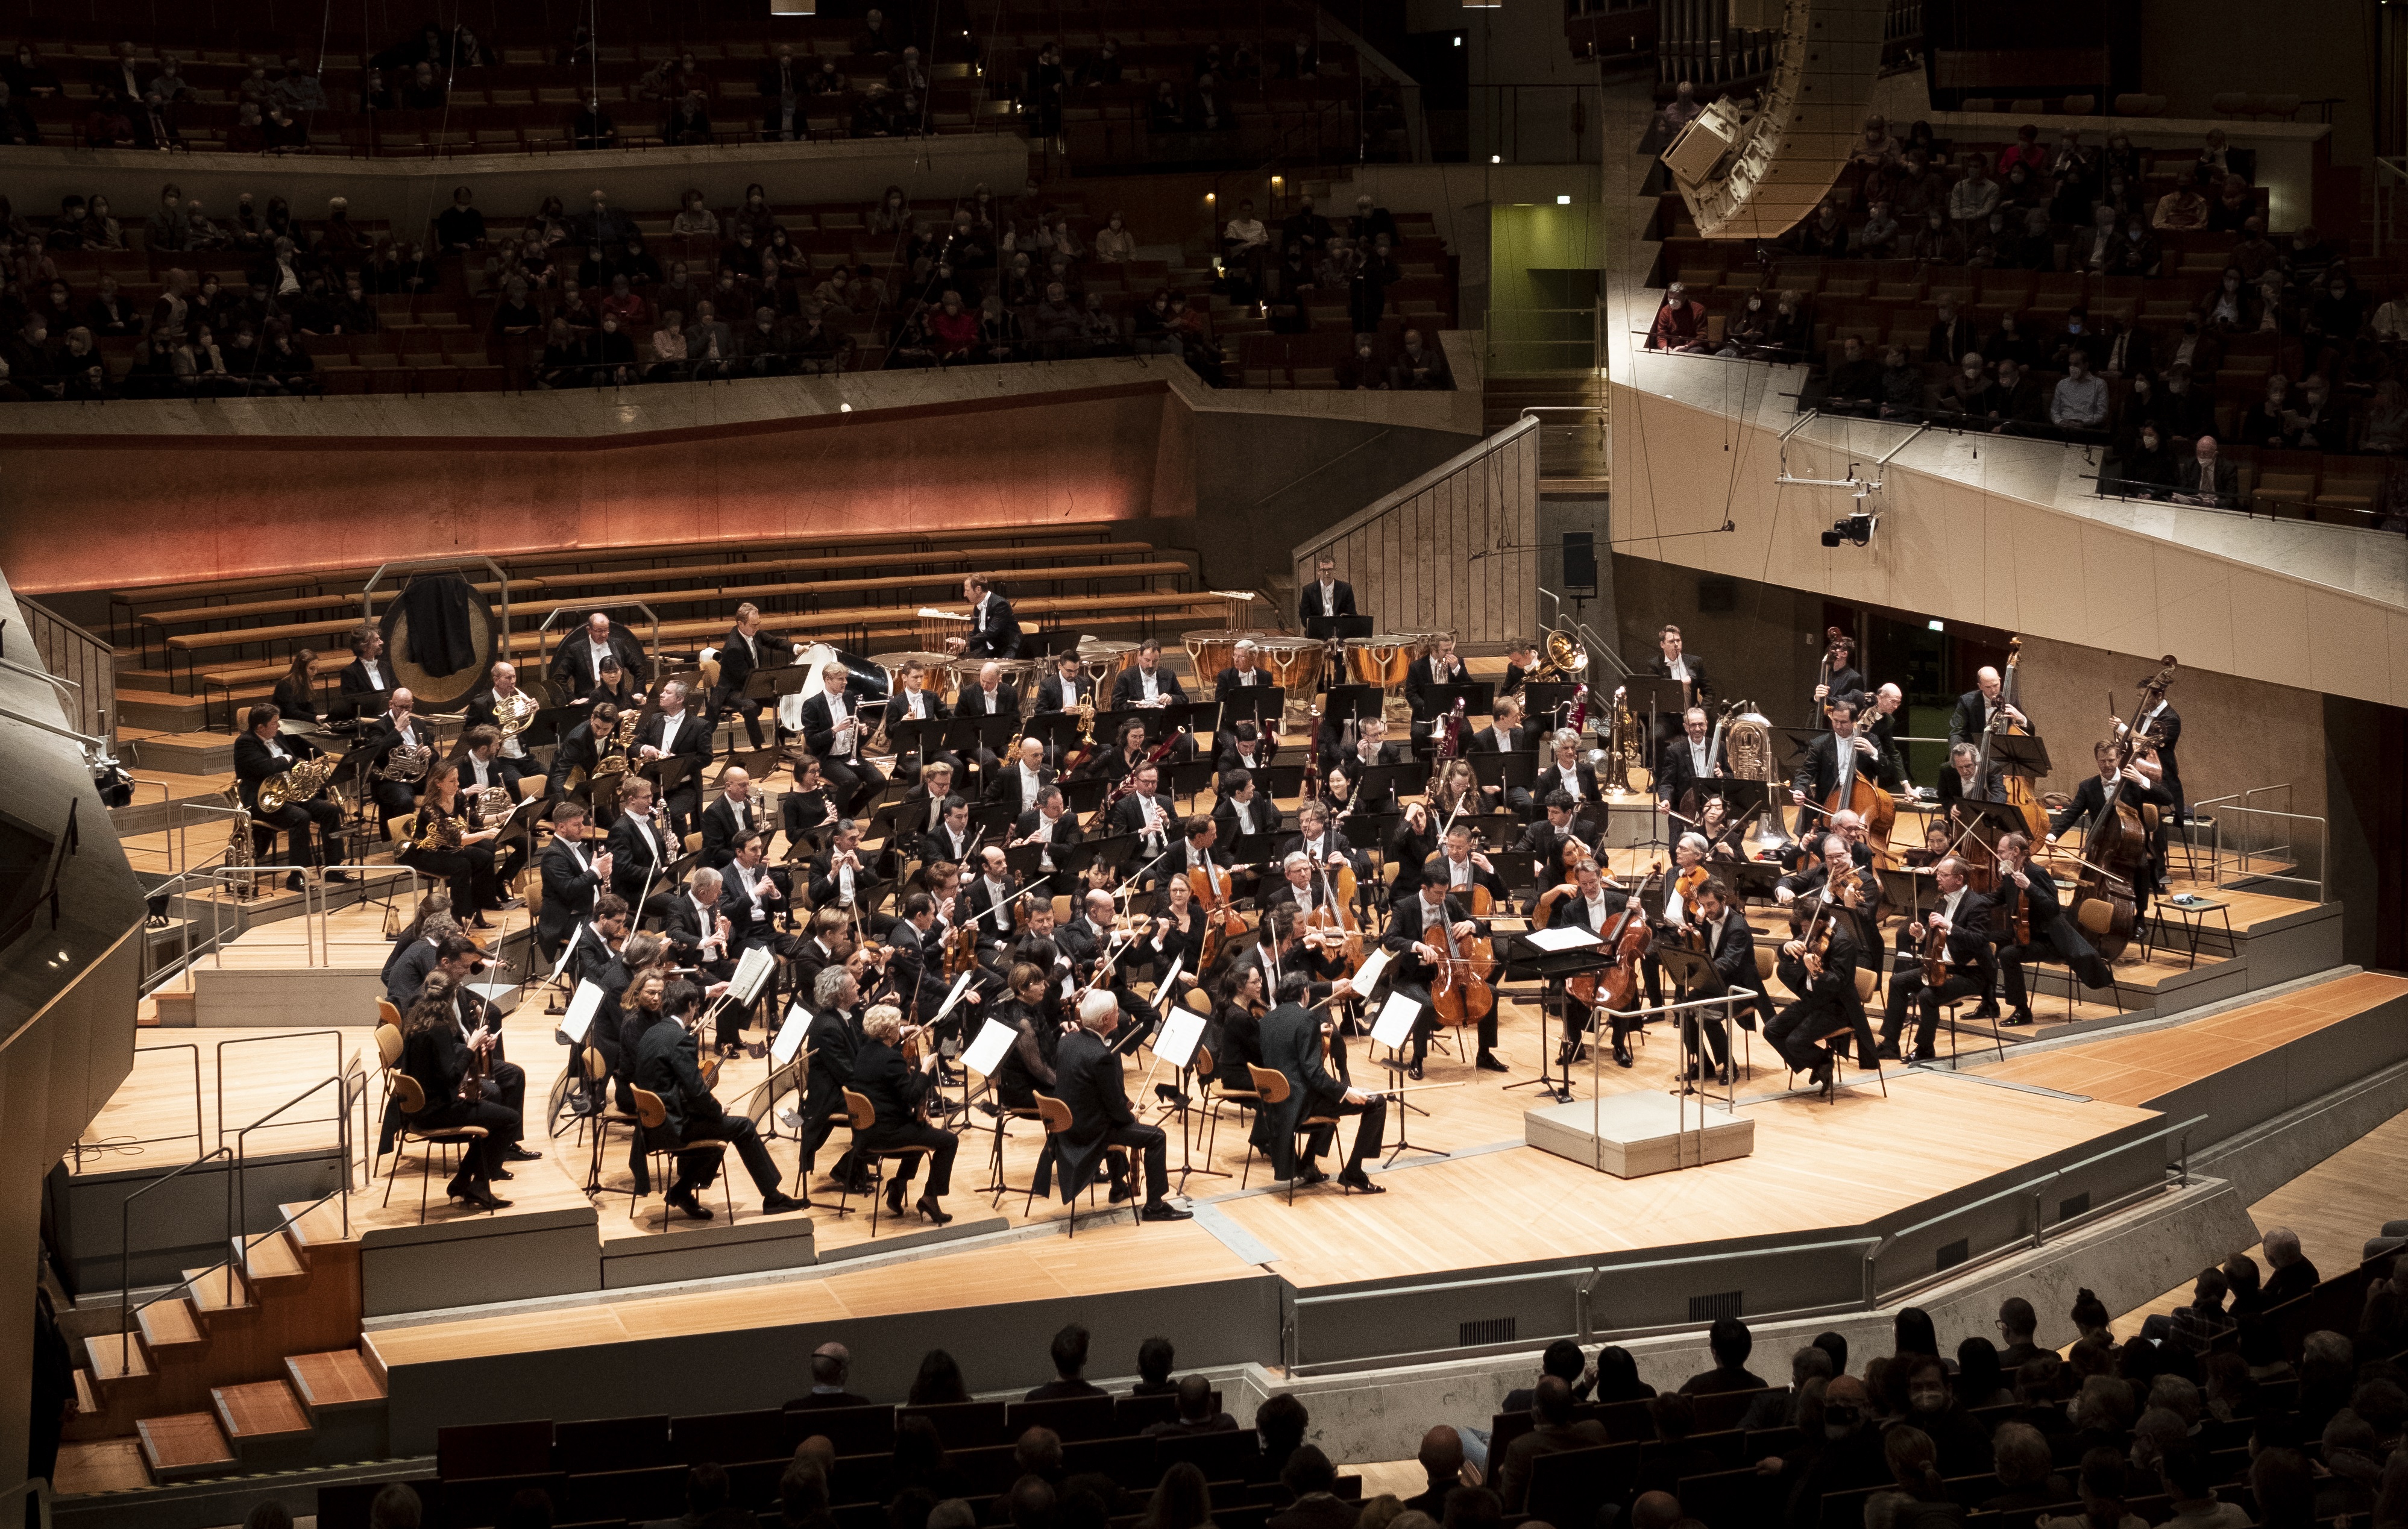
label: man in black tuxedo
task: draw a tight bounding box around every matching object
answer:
[884,658,958,783]
[2122,695,2183,820]
[606,777,674,905]
[949,572,1022,660]
[1213,720,1278,777]
[335,624,393,720]
[1992,832,2113,1026]
[790,664,881,826]
[1547,858,1635,1064]
[633,978,803,1220]
[1788,700,1903,805]
[359,688,433,832]
[1677,879,1767,1075]
[920,795,978,870]
[1105,764,1180,864]
[1031,651,1099,769]
[1283,800,1365,887]
[788,965,866,1196]
[563,894,630,1112]
[983,736,1055,820]
[1648,623,1712,712]
[1336,719,1403,814]
[1252,972,1385,1191]
[462,660,541,775]
[1935,743,2005,808]
[634,680,712,838]
[1212,640,1278,753]
[1210,767,1283,850]
[1879,856,1996,1063]
[1947,665,2034,746]
[2048,741,2172,913]
[456,725,530,895]
[536,802,611,966]
[718,830,791,1035]
[1298,553,1357,624]
[1466,695,1535,815]
[952,658,1021,773]
[699,766,770,873]
[1110,638,1188,711]
[1048,990,1191,1219]
[1533,730,1600,811]
[711,600,782,755]
[550,610,649,703]
[545,701,618,805]
[1403,635,1468,724]
[884,893,955,1029]
[1014,785,1083,895]
[1383,868,1503,1077]
[233,702,348,890]
[1862,682,1911,787]
[1766,913,1870,1091]
[961,845,1025,955]
[1655,706,1722,810]
[805,818,886,936]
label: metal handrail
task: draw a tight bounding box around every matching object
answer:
[119,1146,233,1371]
[169,798,245,876]
[234,1072,362,1241]
[71,1043,203,1170]
[139,867,283,994]
[217,1031,351,1154]
[301,864,423,973]
[2188,787,2325,902]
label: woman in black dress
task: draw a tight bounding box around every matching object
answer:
[398,974,520,1210]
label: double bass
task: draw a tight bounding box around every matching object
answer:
[2067,655,2179,963]
[1980,638,2051,843]
[1822,710,1897,855]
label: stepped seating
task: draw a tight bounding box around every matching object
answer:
[74,1198,386,1484]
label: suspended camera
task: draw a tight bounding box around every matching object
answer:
[1821,513,1876,549]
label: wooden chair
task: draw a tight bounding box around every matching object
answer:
[380,1073,492,1223]
[1246,1064,1345,1203]
[1023,1093,1136,1236]
[582,1050,646,1203]
[629,1085,737,1226]
[1201,1043,1265,1185]
[839,1086,932,1234]
[371,1017,403,1132]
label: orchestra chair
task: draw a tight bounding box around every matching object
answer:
[1199,1044,1266,1185]
[982,1090,1046,1205]
[629,1085,737,1226]
[578,1048,647,1206]
[372,1008,401,1129]
[839,1085,934,1234]
[1023,1093,1138,1237]
[380,1072,491,1225]
[1245,1064,1348,1204]
[1775,977,1888,1105]
[1937,996,2008,1068]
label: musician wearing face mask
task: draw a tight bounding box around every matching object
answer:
[1384,867,1502,1079]
[1991,832,2114,1026]
[362,686,429,829]
[1878,856,1995,1063]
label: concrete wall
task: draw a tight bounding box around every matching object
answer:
[2136,0,2377,168]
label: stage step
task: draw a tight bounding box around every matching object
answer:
[211,1378,315,1463]
[280,1197,362,1253]
[238,1228,310,1287]
[83,1332,152,1386]
[71,1368,99,1418]
[152,991,197,1026]
[136,1296,208,1355]
[181,1264,254,1317]
[285,1346,388,1416]
[127,730,236,776]
[136,1411,236,1481]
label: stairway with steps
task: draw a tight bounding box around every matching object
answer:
[1483,373,1609,486]
[67,1198,388,1486]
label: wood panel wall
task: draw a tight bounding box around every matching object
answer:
[1289,419,1539,647]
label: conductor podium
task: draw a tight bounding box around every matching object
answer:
[1523,1092,1754,1178]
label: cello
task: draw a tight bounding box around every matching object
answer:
[1530,841,1608,1006]
[2066,655,2178,963]
[1426,879,1498,1030]
[1595,859,1667,1017]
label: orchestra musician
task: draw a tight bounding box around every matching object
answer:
[634,680,711,838]
[1048,989,1193,1220]
[1935,743,2005,807]
[1545,858,1627,1064]
[1654,706,1723,809]
[1213,720,1278,776]
[2117,692,2183,821]
[335,624,391,719]
[1533,729,1602,812]
[1105,764,1180,864]
[552,611,649,702]
[1948,666,2035,744]
[984,736,1057,818]
[885,659,962,783]
[462,661,536,771]
[1336,718,1403,814]
[1260,849,1342,919]
[884,893,955,1029]
[797,662,887,818]
[2048,741,2172,914]
[394,972,521,1210]
[271,648,322,727]
[779,753,841,863]
[1299,552,1356,622]
[1253,971,1385,1195]
[852,1003,961,1224]
[1863,683,1911,786]
[360,687,430,829]
[632,976,806,1219]
[990,961,1062,1109]
[457,727,530,893]
[1426,821,1507,905]
[1811,632,1865,726]
[1992,832,2114,1026]
[563,894,632,1114]
[545,701,617,808]
[806,818,888,938]
[536,801,611,967]
[699,766,769,873]
[1649,624,1714,711]
[1283,800,1369,891]
[1032,652,1096,770]
[954,659,1022,771]
[1175,815,1239,913]
[1511,792,1584,914]
[605,776,672,908]
[1676,878,1764,1079]
[1404,635,1468,724]
[1788,698,1904,804]
[1209,967,1268,1094]
[399,762,507,926]
[1878,855,1996,1063]
[1501,638,1541,700]
[1213,639,1275,706]
[948,573,1022,660]
[1383,867,1504,1078]
[721,826,788,987]
[711,601,779,755]
[1385,802,1440,908]
[793,965,869,1197]
[383,938,535,1163]
[787,910,853,1016]
[588,656,641,712]
[963,845,1024,955]
[1060,888,1152,1040]
[658,865,740,1045]
[1468,696,1535,815]
[1013,783,1083,896]
[1110,638,1190,711]
[1900,821,1957,870]
[1765,877,1873,1091]
[922,795,978,871]
[1137,875,1206,988]
[233,702,348,891]
[1210,768,1283,851]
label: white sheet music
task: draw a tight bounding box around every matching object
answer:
[1523,925,1604,953]
[772,1003,811,1067]
[962,1017,1017,1076]
[1155,1006,1206,1070]
[932,968,979,1026]
[548,936,580,984]
[560,979,606,1043]
[1153,957,1185,1006]
[1350,946,1392,995]
[1371,992,1423,1049]
[728,944,776,1006]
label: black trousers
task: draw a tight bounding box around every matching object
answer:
[371,779,419,833]
[257,797,342,867]
[662,779,702,841]
[1768,999,1876,1075]
[1401,981,1498,1064]
[1300,1095,1386,1173]
[712,683,766,749]
[1999,937,2113,1011]
[793,1094,861,1186]
[667,1113,783,1198]
[418,1096,521,1183]
[862,1119,956,1195]
[1881,968,1987,1051]
[1099,1120,1171,1201]
[821,755,889,817]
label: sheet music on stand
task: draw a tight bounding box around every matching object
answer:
[727,944,776,1006]
[1149,956,1186,1014]
[1154,1005,1207,1070]
[1523,925,1604,954]
[548,934,582,985]
[961,1016,1017,1077]
[1351,946,1393,997]
[1370,992,1422,1049]
[932,968,980,1026]
[560,979,607,1043]
[772,1003,813,1067]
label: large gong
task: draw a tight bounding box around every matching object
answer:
[379,582,500,709]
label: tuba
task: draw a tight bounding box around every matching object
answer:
[257,753,336,814]
[1532,627,1589,685]
[1719,702,1777,784]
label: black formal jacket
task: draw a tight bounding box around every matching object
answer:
[657,890,729,969]
[1423,850,1508,904]
[699,793,770,869]
[1213,666,1277,706]
[359,711,433,777]
[1403,650,1468,718]
[953,682,1020,721]
[635,708,711,781]
[1935,765,2005,807]
[2130,700,2183,801]
[1790,730,1905,800]
[385,936,441,1010]
[1466,722,1534,759]
[1013,806,1084,862]
[336,656,393,712]
[1212,737,1279,776]
[632,1013,727,1143]
[1049,1027,1134,1198]
[802,1005,858,1118]
[982,761,1056,815]
[962,594,1022,660]
[797,691,869,763]
[1917,887,1998,984]
[1996,862,2099,967]
[2049,773,2171,841]
[850,1037,935,1135]
[1210,794,1284,849]
[550,623,649,698]
[1533,759,1602,807]
[606,810,673,904]
[1949,689,2037,746]
[1382,891,1484,985]
[1035,672,1097,713]
[400,1022,476,1124]
[1248,1002,1348,1175]
[920,821,978,869]
[714,622,782,697]
[1106,790,1178,849]
[547,720,606,797]
[232,729,328,812]
[1649,653,1714,709]
[888,685,951,724]
[1654,734,1723,807]
[1776,928,1861,1023]
[805,852,883,915]
[538,837,606,957]
[1298,580,1357,621]
[458,749,524,805]
[1336,743,1403,812]
[1110,665,1187,710]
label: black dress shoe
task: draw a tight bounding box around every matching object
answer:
[489,1167,514,1181]
[2003,1009,2034,1027]
[917,1195,954,1225]
[454,1183,509,1211]
[285,871,304,891]
[1475,1052,1508,1073]
[760,1191,805,1216]
[325,868,353,884]
[1407,1061,1424,1081]
[1876,1042,1902,1061]
[1297,1166,1330,1187]
[1809,1058,1834,1090]
[1908,1047,1938,1064]
[1337,1169,1385,1195]
[885,1180,909,1215]
[1969,1003,2001,1019]
[503,1144,542,1161]
[1108,1179,1137,1203]
[1612,1040,1634,1068]
[1141,1200,1195,1220]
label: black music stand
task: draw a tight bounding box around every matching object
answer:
[1303,616,1374,641]
[884,718,949,764]
[1023,712,1085,749]
[524,704,578,750]
[1469,750,1538,798]
[1880,865,1942,924]
[1654,943,1734,1096]
[744,667,811,705]
[1322,683,1385,729]
[1721,856,1785,904]
[1356,762,1424,811]
[1222,832,1281,870]
[1421,681,1497,718]
[1985,732,2052,781]
[1061,776,1111,816]
[1501,937,1611,1104]
[1522,682,1583,728]
[1217,687,1286,732]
